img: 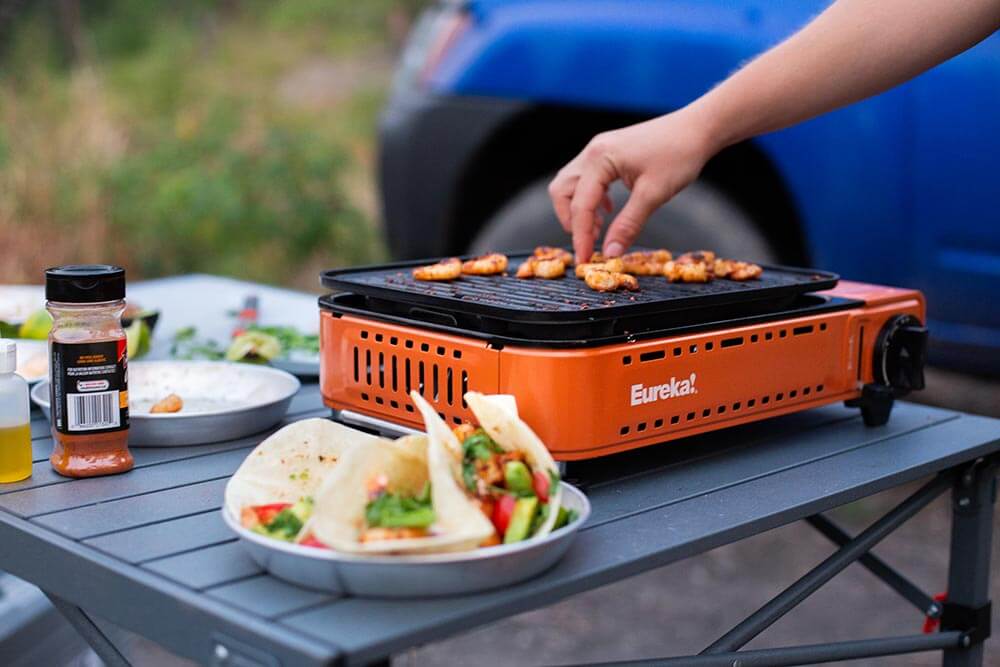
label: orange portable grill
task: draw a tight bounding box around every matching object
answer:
[318,254,928,460]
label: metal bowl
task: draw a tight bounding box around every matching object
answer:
[32,361,300,447]
[223,483,591,598]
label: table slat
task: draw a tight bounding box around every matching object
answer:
[39,478,228,540]
[208,576,335,619]
[83,509,231,564]
[0,447,250,517]
[143,541,261,590]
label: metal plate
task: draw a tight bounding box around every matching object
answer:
[223,484,591,598]
[269,353,320,378]
[31,361,300,447]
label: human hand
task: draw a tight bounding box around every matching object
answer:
[548,109,716,261]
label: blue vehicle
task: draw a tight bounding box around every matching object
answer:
[378,0,1000,372]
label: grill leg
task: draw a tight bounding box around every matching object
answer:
[942,461,996,667]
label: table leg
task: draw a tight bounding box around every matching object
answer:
[942,460,996,667]
[43,592,133,667]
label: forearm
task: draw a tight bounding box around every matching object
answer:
[691,0,1000,153]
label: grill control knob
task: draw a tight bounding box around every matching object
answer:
[874,315,928,393]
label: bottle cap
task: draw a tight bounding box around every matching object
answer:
[0,339,16,374]
[45,265,126,304]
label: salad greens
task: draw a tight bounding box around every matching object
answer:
[365,482,436,529]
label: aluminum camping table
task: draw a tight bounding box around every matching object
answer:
[0,275,996,667]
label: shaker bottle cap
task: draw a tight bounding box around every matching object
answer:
[45,265,126,303]
[0,339,15,374]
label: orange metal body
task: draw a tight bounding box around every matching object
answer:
[321,281,924,460]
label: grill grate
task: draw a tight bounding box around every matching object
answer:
[322,252,838,324]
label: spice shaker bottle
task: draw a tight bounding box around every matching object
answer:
[46,265,133,477]
[0,340,32,483]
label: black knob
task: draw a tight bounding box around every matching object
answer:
[874,315,928,393]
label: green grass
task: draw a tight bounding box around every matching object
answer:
[0,0,419,288]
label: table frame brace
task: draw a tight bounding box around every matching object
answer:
[557,458,997,667]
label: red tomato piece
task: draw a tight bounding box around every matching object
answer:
[532,471,550,503]
[299,534,329,549]
[253,503,292,525]
[492,494,517,537]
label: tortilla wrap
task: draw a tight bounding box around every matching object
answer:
[463,392,564,537]
[410,390,563,540]
[224,418,377,519]
[306,434,494,554]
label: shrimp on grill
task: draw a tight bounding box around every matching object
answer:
[584,269,639,292]
[461,253,509,276]
[676,250,716,265]
[533,246,574,265]
[575,257,625,278]
[516,257,566,279]
[714,259,763,281]
[622,249,673,275]
[412,257,462,281]
[664,260,713,283]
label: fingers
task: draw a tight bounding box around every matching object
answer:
[569,170,610,262]
[602,182,660,257]
[549,172,576,233]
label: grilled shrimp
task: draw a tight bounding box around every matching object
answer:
[714,259,763,281]
[413,257,461,281]
[585,269,639,292]
[359,527,430,543]
[676,250,716,265]
[150,393,183,414]
[453,423,477,442]
[533,246,574,265]
[664,260,713,283]
[622,249,672,275]
[516,257,566,279]
[575,257,625,278]
[461,253,509,276]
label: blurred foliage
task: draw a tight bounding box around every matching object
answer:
[0,0,425,287]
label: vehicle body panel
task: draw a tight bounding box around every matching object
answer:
[380,0,1000,368]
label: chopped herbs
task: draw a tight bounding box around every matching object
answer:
[365,486,435,529]
[462,430,503,461]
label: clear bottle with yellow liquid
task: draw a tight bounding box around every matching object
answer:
[0,339,32,483]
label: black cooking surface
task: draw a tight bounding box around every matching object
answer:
[321,252,838,324]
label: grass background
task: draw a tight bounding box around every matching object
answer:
[0,0,426,289]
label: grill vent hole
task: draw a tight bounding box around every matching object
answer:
[622,355,632,365]
[639,350,665,362]
[671,415,680,425]
[654,418,664,428]
[721,336,743,348]
[793,325,814,336]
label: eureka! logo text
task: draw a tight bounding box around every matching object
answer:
[630,373,698,406]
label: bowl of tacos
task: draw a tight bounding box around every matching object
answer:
[222,391,590,597]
